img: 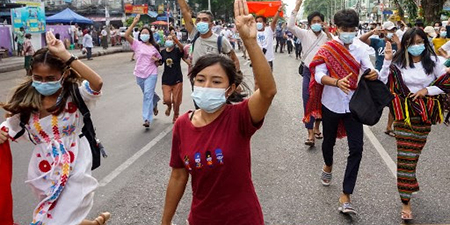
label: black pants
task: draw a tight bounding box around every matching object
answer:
[275,37,285,53]
[287,41,293,54]
[295,43,302,59]
[86,47,92,59]
[322,106,363,195]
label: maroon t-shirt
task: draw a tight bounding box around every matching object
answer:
[170,100,264,225]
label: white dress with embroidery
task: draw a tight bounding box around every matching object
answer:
[1,81,101,225]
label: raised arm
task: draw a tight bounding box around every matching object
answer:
[287,0,306,40]
[125,15,141,45]
[235,0,276,124]
[178,0,194,33]
[270,6,282,31]
[359,29,375,46]
[46,31,103,92]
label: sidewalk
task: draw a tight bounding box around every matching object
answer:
[0,45,131,73]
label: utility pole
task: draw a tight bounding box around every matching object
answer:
[208,0,211,11]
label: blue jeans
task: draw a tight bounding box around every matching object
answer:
[136,75,159,123]
[302,66,315,129]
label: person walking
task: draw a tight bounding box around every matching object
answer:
[101,26,108,49]
[0,31,110,225]
[288,0,333,146]
[304,9,379,214]
[83,29,94,60]
[380,28,450,221]
[275,22,285,53]
[15,27,25,56]
[125,15,162,128]
[294,36,301,60]
[161,0,277,224]
[160,34,185,123]
[23,33,35,75]
[255,8,281,72]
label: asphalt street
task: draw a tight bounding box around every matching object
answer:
[1,50,449,225]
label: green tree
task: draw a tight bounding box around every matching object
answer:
[303,0,333,21]
[392,0,445,25]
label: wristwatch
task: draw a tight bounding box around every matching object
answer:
[65,54,78,66]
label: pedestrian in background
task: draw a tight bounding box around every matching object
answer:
[125,14,162,128]
[380,28,450,221]
[161,0,277,223]
[432,26,449,56]
[15,27,25,56]
[77,27,83,49]
[160,34,185,124]
[101,26,108,49]
[304,9,379,215]
[0,31,110,225]
[83,29,94,60]
[23,33,35,75]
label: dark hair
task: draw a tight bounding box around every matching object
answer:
[415,19,424,28]
[307,12,324,25]
[134,27,138,32]
[138,27,159,48]
[189,54,247,103]
[255,16,267,24]
[25,33,31,39]
[333,9,359,28]
[392,28,437,75]
[198,10,214,21]
[406,23,412,28]
[435,21,442,27]
[55,33,60,40]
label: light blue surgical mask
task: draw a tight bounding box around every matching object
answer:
[32,78,63,96]
[196,22,210,35]
[165,40,174,48]
[407,44,425,56]
[441,31,447,37]
[310,23,322,32]
[386,33,394,39]
[140,34,150,42]
[339,32,357,44]
[191,86,228,113]
[256,22,264,31]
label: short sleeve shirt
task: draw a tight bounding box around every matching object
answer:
[170,100,264,225]
[161,47,184,85]
[370,38,397,71]
[130,40,162,78]
[189,28,233,66]
[257,27,275,62]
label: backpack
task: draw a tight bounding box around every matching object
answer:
[13,85,107,170]
[191,32,223,55]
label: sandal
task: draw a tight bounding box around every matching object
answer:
[153,105,159,116]
[401,211,413,221]
[95,212,111,225]
[384,130,396,137]
[314,132,323,139]
[338,202,357,215]
[321,169,332,186]
[143,120,150,128]
[305,138,315,146]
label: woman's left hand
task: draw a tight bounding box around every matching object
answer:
[411,88,428,101]
[234,0,256,41]
[364,69,378,81]
[46,31,71,61]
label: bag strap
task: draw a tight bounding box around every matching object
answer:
[217,35,223,54]
[72,84,91,119]
[301,32,325,62]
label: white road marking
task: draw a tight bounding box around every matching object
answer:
[363,125,397,178]
[98,125,173,187]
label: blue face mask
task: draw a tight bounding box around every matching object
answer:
[191,86,228,113]
[310,23,322,32]
[256,22,264,31]
[32,77,63,96]
[165,40,174,48]
[441,31,447,37]
[407,44,425,56]
[386,33,394,39]
[140,34,150,42]
[339,32,357,44]
[196,22,210,35]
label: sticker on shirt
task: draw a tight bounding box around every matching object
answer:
[215,149,224,165]
[166,58,173,68]
[205,151,213,168]
[184,155,192,171]
[194,152,203,169]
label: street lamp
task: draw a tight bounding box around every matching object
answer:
[208,0,211,11]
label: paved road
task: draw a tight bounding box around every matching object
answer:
[1,51,449,225]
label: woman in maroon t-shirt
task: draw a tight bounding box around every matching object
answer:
[161,0,277,224]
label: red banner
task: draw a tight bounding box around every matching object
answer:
[0,139,13,225]
[124,4,149,14]
[247,1,284,18]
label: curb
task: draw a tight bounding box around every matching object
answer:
[0,48,132,73]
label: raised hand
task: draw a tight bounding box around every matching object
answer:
[133,14,141,24]
[385,41,393,61]
[234,0,256,41]
[296,0,303,6]
[46,31,71,61]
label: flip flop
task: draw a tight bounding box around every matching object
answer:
[384,130,396,137]
[401,211,413,221]
[305,139,315,147]
[314,132,323,139]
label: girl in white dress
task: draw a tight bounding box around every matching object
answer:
[0,31,110,225]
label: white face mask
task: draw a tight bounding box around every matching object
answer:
[191,86,229,113]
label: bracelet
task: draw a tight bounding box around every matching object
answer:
[335,79,340,87]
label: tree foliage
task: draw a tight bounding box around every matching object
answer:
[303,0,332,21]
[392,0,445,25]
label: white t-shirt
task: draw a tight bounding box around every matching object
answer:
[133,31,140,39]
[440,39,450,52]
[256,26,274,62]
[396,29,406,41]
[220,29,233,38]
